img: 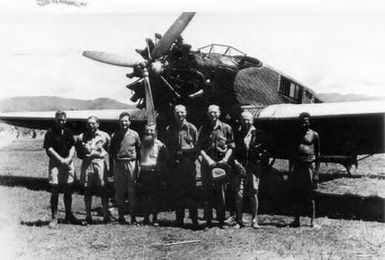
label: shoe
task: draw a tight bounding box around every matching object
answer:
[48,218,58,229]
[289,220,300,228]
[130,217,138,225]
[251,220,260,229]
[311,223,321,229]
[64,214,83,225]
[234,223,243,229]
[103,216,111,224]
[153,221,160,227]
[118,217,127,225]
[192,220,199,229]
[143,217,150,225]
[224,215,235,224]
[85,216,93,225]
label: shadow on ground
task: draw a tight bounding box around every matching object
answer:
[1,169,384,223]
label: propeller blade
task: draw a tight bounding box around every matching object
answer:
[82,51,143,67]
[142,69,156,125]
[150,12,196,59]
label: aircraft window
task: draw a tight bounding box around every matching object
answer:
[280,76,303,102]
[198,44,246,56]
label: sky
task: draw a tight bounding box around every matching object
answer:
[0,0,385,104]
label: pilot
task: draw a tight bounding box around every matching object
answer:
[165,105,199,228]
[197,104,234,228]
[232,111,268,229]
[43,110,81,228]
[76,116,111,224]
[137,124,167,226]
[289,112,321,228]
[110,112,141,225]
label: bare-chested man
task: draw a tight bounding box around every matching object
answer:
[290,112,320,228]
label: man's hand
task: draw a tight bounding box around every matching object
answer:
[207,158,216,168]
[312,174,319,189]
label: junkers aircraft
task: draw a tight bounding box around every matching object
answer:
[1,12,384,173]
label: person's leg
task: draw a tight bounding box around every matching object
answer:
[114,161,127,223]
[126,161,137,224]
[250,172,260,229]
[101,186,110,223]
[49,184,59,227]
[233,175,243,228]
[202,164,213,227]
[84,189,93,223]
[216,182,226,227]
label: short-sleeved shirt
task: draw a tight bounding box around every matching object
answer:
[166,121,198,156]
[197,120,235,160]
[234,125,267,164]
[110,128,141,160]
[43,127,75,159]
[76,130,111,161]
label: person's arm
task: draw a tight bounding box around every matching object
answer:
[218,125,234,163]
[47,147,66,165]
[314,131,321,173]
[62,146,75,165]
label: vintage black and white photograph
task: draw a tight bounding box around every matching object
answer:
[0,0,384,259]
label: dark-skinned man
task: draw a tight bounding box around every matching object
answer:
[165,105,199,228]
[290,112,321,228]
[43,110,81,228]
[197,105,234,228]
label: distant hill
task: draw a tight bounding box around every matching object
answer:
[0,96,134,112]
[318,93,385,103]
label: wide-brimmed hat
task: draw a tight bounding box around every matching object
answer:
[211,167,227,182]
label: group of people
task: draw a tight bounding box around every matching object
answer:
[43,104,320,229]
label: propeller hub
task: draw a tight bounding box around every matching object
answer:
[151,61,164,75]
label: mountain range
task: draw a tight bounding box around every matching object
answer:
[0,94,384,113]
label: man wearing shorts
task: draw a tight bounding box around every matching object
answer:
[76,116,111,224]
[233,111,268,229]
[290,112,320,228]
[110,112,141,224]
[43,110,81,228]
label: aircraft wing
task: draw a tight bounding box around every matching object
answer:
[0,109,147,134]
[246,101,385,158]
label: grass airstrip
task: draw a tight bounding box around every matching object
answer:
[0,137,384,259]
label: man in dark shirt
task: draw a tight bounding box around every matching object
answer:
[290,112,321,228]
[197,105,235,228]
[43,110,81,228]
[166,105,198,227]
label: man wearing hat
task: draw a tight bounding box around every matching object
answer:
[232,111,268,229]
[165,105,199,227]
[197,105,235,228]
[290,112,320,228]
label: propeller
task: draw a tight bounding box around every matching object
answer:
[82,12,196,126]
[82,51,143,67]
[150,12,195,59]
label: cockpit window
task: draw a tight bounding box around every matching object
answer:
[198,44,246,56]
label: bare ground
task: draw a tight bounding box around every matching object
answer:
[1,138,385,259]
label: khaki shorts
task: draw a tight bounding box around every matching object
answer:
[80,159,106,188]
[48,160,75,185]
